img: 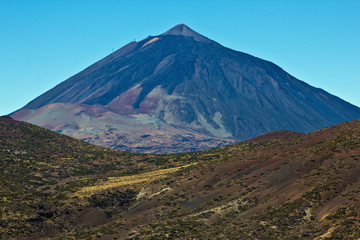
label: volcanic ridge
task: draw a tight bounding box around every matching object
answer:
[1,116,360,239]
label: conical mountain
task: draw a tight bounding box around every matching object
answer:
[12,24,360,153]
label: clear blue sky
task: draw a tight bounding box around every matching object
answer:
[1,0,359,116]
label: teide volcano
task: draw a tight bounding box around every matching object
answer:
[12,24,360,153]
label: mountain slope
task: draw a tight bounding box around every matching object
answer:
[1,116,360,239]
[11,24,360,153]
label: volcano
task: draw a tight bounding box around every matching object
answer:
[11,24,360,153]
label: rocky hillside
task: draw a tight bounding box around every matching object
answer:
[1,116,359,239]
[11,24,360,153]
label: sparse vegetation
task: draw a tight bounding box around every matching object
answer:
[1,116,360,239]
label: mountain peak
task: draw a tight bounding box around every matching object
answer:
[163,24,193,35]
[162,24,212,43]
[12,24,360,154]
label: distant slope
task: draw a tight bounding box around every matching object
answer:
[11,103,236,154]
[1,116,360,239]
[12,24,360,153]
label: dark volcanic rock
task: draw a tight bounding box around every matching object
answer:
[12,24,360,153]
